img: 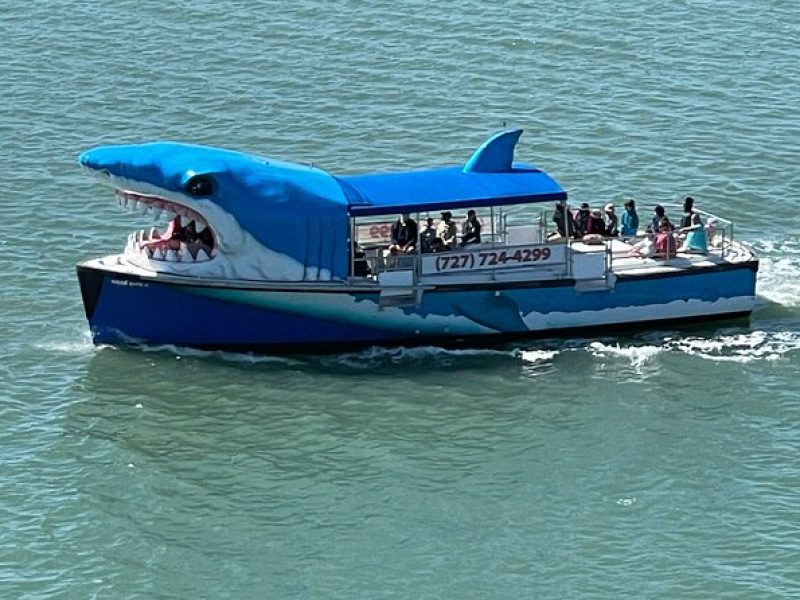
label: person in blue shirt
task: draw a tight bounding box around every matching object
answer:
[620,199,639,237]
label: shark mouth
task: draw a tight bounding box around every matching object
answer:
[116,190,217,263]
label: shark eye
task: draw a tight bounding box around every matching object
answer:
[186,175,213,197]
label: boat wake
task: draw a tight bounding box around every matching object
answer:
[752,237,800,308]
[588,329,800,366]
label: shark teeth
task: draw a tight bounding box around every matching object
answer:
[115,189,217,265]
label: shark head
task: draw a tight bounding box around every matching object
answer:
[79,142,350,281]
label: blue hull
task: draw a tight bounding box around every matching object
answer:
[77,261,758,353]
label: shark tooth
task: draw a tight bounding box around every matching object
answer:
[165,249,178,262]
[149,227,159,240]
[152,207,163,221]
[141,229,149,241]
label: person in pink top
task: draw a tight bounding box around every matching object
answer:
[654,218,677,259]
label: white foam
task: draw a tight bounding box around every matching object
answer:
[132,343,303,365]
[518,349,558,363]
[752,238,800,307]
[588,341,663,367]
[666,330,800,363]
[33,329,96,354]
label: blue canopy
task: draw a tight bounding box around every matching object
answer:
[339,129,567,217]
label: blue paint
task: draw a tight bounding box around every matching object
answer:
[85,267,756,348]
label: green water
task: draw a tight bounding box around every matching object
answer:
[2,1,799,597]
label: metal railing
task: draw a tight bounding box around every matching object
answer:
[351,203,741,282]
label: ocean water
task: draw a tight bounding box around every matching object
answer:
[2,1,799,597]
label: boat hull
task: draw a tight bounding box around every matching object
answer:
[77,260,759,353]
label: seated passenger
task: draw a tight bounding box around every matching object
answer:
[705,218,721,248]
[552,202,575,239]
[620,198,639,237]
[627,232,656,258]
[573,203,591,239]
[419,217,437,253]
[677,202,708,254]
[460,209,482,246]
[646,205,675,234]
[386,213,418,255]
[352,241,371,277]
[654,218,677,259]
[581,208,606,244]
[435,211,458,251]
[679,196,696,229]
[603,203,619,237]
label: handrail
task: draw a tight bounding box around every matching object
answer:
[352,202,741,280]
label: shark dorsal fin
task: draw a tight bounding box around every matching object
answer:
[463,129,523,173]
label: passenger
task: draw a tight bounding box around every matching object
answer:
[603,203,619,237]
[646,205,674,233]
[627,232,656,258]
[705,218,721,248]
[435,211,458,251]
[552,202,575,239]
[654,218,677,259]
[679,196,695,229]
[581,208,606,245]
[677,197,708,254]
[386,213,418,255]
[620,198,639,237]
[352,240,371,277]
[574,203,591,239]
[460,209,482,246]
[419,217,437,253]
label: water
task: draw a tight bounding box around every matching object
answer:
[2,1,799,597]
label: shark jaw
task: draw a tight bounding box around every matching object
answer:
[116,189,218,264]
[102,179,314,282]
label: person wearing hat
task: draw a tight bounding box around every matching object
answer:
[603,203,619,237]
[586,208,606,236]
[419,217,437,253]
[574,202,591,239]
[435,211,458,251]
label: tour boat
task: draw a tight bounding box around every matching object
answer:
[76,129,758,353]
